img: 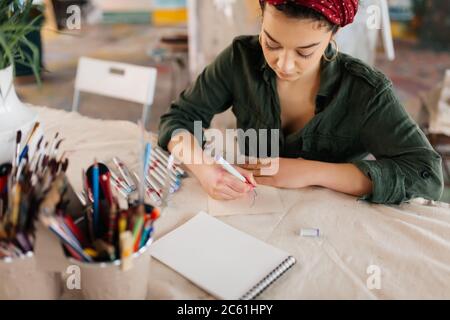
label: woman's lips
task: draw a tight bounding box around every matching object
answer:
[277,71,297,79]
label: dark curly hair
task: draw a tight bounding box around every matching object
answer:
[259,0,339,34]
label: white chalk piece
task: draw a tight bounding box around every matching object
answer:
[299,228,320,238]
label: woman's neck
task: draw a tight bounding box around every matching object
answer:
[278,61,322,100]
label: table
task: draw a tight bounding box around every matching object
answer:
[36,106,450,299]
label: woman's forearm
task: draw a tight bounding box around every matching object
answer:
[167,137,373,198]
[167,132,257,200]
[250,158,373,197]
[168,132,209,176]
[304,160,373,197]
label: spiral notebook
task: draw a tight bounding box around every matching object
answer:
[149,212,296,300]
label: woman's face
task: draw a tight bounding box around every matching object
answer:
[261,4,334,82]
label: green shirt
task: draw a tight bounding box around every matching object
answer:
[158,35,444,204]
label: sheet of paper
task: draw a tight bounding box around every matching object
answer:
[149,212,293,300]
[207,185,284,216]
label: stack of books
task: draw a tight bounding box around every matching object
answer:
[152,0,187,26]
[94,0,154,24]
[93,0,187,26]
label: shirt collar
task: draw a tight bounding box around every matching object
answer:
[317,44,341,97]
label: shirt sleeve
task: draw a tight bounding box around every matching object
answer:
[352,84,444,204]
[158,43,235,151]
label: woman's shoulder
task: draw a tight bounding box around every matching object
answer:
[337,52,393,92]
[219,35,265,75]
[334,53,403,117]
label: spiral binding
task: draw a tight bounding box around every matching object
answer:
[240,256,296,300]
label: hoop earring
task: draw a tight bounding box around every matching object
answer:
[259,33,262,45]
[323,39,339,62]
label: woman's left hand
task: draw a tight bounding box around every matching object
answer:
[239,157,314,189]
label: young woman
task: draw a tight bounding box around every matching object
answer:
[158,0,443,204]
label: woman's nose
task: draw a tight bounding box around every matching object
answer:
[277,51,295,73]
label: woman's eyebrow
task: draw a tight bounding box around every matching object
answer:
[263,30,321,49]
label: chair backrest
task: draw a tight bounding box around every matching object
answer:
[379,0,395,61]
[74,57,157,106]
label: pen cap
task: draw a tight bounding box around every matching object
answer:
[86,162,110,200]
[150,208,160,220]
[0,163,12,192]
[0,163,12,176]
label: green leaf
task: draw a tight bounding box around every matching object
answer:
[0,0,43,82]
[0,33,14,69]
[19,49,41,86]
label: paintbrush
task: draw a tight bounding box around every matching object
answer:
[13,131,22,168]
[18,122,40,164]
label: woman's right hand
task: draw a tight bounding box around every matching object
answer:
[167,132,256,200]
[193,164,256,200]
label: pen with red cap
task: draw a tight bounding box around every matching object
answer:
[214,155,256,188]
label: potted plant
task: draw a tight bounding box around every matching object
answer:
[15,1,45,80]
[0,0,43,164]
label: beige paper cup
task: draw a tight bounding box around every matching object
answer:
[0,252,62,300]
[68,239,153,300]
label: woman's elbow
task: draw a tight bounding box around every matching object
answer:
[413,155,444,201]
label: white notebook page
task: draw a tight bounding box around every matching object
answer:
[149,212,292,300]
[208,185,284,217]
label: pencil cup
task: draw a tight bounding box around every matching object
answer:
[68,238,153,300]
[0,253,62,300]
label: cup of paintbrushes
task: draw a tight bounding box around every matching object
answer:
[52,163,159,299]
[0,161,62,300]
[65,203,157,300]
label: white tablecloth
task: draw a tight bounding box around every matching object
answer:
[36,106,450,299]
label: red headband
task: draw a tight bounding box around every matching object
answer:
[261,0,359,27]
